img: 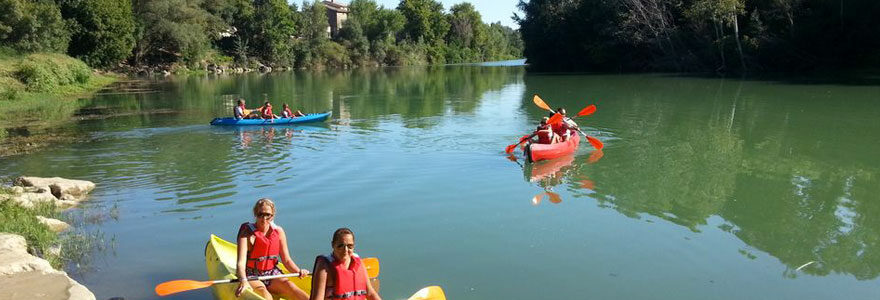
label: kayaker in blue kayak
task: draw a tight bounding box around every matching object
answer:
[234,99,262,119]
[260,102,279,119]
[235,198,310,300]
[281,103,305,118]
[310,228,381,300]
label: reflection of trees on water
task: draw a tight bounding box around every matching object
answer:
[536,75,880,279]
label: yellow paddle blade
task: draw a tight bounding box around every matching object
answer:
[532,94,552,111]
[407,286,446,300]
[363,257,380,278]
[155,279,213,296]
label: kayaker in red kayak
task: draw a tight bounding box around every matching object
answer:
[533,117,557,144]
[549,108,581,142]
[235,198,310,300]
[281,103,306,118]
[309,228,381,300]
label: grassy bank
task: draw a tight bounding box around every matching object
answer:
[0,191,63,266]
[0,51,118,129]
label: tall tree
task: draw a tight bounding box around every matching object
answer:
[0,0,70,53]
[132,0,220,65]
[60,0,136,68]
[249,0,297,66]
[397,0,448,44]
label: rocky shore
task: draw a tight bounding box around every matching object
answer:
[0,176,97,300]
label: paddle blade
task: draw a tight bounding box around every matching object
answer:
[577,105,596,117]
[532,94,552,111]
[586,135,604,150]
[408,286,447,300]
[505,144,517,154]
[155,280,213,296]
[547,191,562,204]
[547,113,563,125]
[363,257,380,278]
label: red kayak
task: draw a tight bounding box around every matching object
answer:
[526,130,580,162]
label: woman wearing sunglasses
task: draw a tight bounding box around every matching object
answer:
[309,228,381,300]
[236,198,310,300]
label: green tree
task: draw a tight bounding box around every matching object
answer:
[249,0,297,66]
[132,0,220,66]
[0,0,70,53]
[397,0,448,44]
[60,0,136,68]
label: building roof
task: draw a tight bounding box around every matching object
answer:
[322,0,349,13]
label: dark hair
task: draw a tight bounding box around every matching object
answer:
[557,107,566,115]
[331,227,354,245]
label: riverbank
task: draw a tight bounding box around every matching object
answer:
[0,52,120,157]
[0,177,98,300]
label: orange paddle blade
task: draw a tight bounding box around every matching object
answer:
[505,144,518,154]
[155,279,213,296]
[580,179,595,190]
[547,192,562,204]
[577,105,596,117]
[586,135,604,150]
[548,113,563,125]
[532,94,552,111]
[363,257,380,278]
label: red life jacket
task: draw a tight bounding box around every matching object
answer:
[552,121,569,137]
[283,107,293,118]
[320,254,367,299]
[243,223,281,272]
[535,124,553,144]
[261,105,273,116]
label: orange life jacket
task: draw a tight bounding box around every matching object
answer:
[242,223,281,272]
[319,254,367,299]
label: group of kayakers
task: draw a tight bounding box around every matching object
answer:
[234,99,305,120]
[236,198,380,300]
[530,108,580,144]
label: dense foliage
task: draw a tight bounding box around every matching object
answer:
[1,0,523,70]
[516,0,880,73]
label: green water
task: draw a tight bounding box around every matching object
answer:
[1,67,879,300]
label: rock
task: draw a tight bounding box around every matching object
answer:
[0,234,96,300]
[15,176,95,202]
[12,188,57,208]
[11,186,24,194]
[47,245,62,257]
[36,216,70,232]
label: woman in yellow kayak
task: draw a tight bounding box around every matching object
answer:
[310,228,381,300]
[236,198,310,300]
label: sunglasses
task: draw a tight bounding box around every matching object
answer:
[335,243,355,250]
[257,212,274,218]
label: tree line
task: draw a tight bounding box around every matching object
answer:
[0,0,523,70]
[516,0,880,73]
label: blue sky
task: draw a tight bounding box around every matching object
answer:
[337,0,521,29]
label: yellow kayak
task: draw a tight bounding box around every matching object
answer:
[205,234,311,300]
[204,234,445,300]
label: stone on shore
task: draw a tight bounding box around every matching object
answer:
[9,176,95,208]
[0,234,95,300]
[36,216,71,232]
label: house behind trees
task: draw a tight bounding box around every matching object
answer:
[322,0,349,38]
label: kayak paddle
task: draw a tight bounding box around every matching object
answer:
[505,134,534,154]
[408,286,447,300]
[155,257,380,296]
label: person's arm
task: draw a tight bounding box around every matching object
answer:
[235,225,252,297]
[278,228,309,277]
[362,263,382,300]
[309,258,329,300]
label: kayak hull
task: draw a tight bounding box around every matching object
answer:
[205,234,311,300]
[527,130,580,162]
[210,112,331,126]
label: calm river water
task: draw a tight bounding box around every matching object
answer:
[2,65,879,300]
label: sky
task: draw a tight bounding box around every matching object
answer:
[343,0,521,29]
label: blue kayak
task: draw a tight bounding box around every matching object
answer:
[210,111,331,126]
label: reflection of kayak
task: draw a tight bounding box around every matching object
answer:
[205,234,311,300]
[526,130,580,162]
[210,112,331,126]
[525,153,575,182]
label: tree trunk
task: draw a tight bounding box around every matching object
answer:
[732,13,746,73]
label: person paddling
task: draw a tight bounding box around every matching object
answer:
[234,99,247,120]
[551,108,573,142]
[261,101,278,119]
[533,117,556,144]
[309,228,381,300]
[235,198,310,300]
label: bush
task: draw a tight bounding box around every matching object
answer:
[16,54,92,92]
[0,200,60,262]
